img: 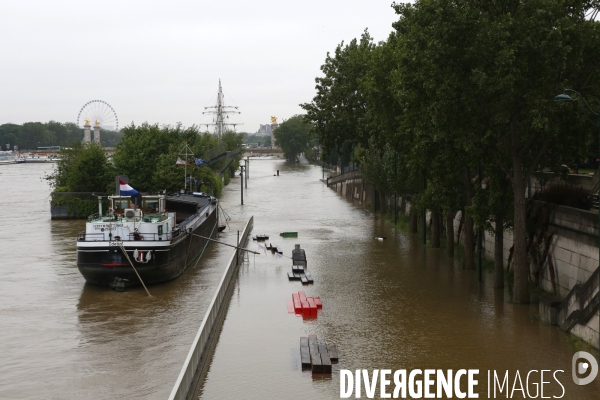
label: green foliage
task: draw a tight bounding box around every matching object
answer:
[220,130,244,151]
[46,142,114,192]
[112,122,231,195]
[301,31,374,159]
[219,130,244,175]
[303,0,600,301]
[273,115,313,161]
[19,122,50,150]
[470,168,514,235]
[390,0,600,301]
[99,129,124,147]
[51,194,100,218]
[243,133,271,147]
[0,123,21,151]
[113,123,182,192]
[0,120,123,151]
[304,146,315,163]
[202,168,224,196]
[43,121,234,203]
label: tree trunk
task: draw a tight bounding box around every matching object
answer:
[512,163,529,303]
[432,210,441,248]
[410,208,418,233]
[379,192,387,214]
[463,167,475,269]
[457,210,464,244]
[446,211,455,257]
[494,216,504,289]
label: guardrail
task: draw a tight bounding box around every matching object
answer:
[202,144,226,162]
[326,169,363,186]
[168,216,254,400]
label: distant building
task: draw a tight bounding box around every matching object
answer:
[256,124,272,136]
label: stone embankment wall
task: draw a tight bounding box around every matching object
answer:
[449,202,598,349]
[451,205,598,297]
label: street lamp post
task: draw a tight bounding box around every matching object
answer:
[555,88,600,353]
[422,170,427,245]
[240,165,244,205]
[478,160,483,283]
[394,152,398,225]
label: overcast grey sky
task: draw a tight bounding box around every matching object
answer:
[0,0,399,133]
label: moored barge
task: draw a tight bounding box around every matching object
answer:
[76,192,218,287]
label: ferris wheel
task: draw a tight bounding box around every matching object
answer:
[77,100,119,132]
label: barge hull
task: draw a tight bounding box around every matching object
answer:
[77,205,217,287]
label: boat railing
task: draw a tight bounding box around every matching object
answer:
[127,232,172,241]
[87,213,100,222]
[78,230,176,242]
[86,213,169,223]
[77,232,105,241]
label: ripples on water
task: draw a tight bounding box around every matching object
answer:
[0,161,598,399]
[0,164,241,399]
[197,159,599,399]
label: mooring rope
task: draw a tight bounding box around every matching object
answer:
[218,203,231,230]
[191,233,260,255]
[189,217,220,269]
[118,244,152,297]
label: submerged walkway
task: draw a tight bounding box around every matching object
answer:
[189,158,600,399]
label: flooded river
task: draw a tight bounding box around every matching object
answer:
[0,160,598,399]
[0,163,237,399]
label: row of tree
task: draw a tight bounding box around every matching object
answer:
[0,121,124,151]
[302,0,600,303]
[273,115,317,161]
[243,132,272,147]
[46,123,243,196]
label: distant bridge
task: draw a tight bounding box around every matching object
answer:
[243,148,284,156]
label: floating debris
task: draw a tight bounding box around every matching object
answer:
[252,234,269,241]
[287,272,302,281]
[292,265,305,274]
[280,232,298,238]
[292,244,306,268]
[287,265,313,284]
[288,291,321,317]
[301,272,314,285]
[299,334,337,374]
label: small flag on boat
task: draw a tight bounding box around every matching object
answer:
[119,179,139,196]
[194,157,208,166]
[176,157,191,166]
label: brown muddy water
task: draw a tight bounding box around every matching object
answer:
[0,160,598,399]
